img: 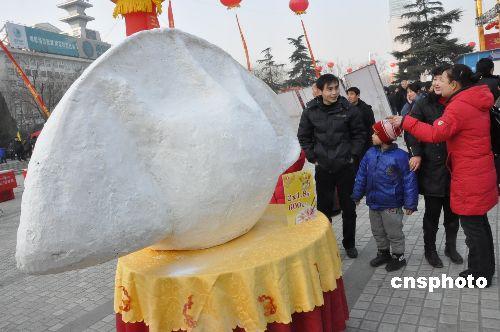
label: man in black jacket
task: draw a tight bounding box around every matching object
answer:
[347,87,376,164]
[298,74,366,258]
[405,66,463,268]
[394,80,408,115]
[476,58,500,100]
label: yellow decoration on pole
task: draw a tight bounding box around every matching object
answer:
[112,0,164,18]
[476,0,486,51]
[282,170,317,226]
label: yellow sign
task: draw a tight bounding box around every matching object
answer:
[282,170,317,226]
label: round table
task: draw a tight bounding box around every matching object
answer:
[115,205,349,332]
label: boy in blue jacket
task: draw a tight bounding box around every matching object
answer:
[352,119,419,272]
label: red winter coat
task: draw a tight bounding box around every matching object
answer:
[270,150,306,204]
[403,85,498,216]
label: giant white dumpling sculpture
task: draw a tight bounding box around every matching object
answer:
[16,29,300,275]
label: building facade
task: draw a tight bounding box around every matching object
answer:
[0,48,92,133]
[0,0,108,135]
[389,0,411,52]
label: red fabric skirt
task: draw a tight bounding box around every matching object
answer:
[116,278,348,332]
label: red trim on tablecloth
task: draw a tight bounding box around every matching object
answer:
[116,278,348,332]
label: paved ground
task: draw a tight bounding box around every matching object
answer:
[1,171,500,331]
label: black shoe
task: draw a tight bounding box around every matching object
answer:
[370,250,391,267]
[425,250,443,268]
[346,247,358,258]
[445,245,464,264]
[386,254,407,272]
[459,270,493,288]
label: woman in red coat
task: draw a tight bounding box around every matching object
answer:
[391,64,498,286]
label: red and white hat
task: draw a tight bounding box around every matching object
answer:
[372,119,402,144]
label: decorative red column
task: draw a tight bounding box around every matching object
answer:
[111,0,164,36]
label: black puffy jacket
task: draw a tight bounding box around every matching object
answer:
[478,75,500,100]
[297,96,366,172]
[355,99,376,157]
[405,94,450,197]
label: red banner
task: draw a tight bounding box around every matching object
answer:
[0,170,17,192]
[485,33,500,50]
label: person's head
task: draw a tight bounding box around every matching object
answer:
[401,80,409,89]
[439,64,477,98]
[316,74,340,105]
[431,65,447,96]
[406,81,421,102]
[311,83,321,97]
[372,120,403,146]
[476,57,494,77]
[346,87,361,104]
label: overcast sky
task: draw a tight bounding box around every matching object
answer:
[1,0,498,71]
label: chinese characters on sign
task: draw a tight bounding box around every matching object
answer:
[282,170,317,226]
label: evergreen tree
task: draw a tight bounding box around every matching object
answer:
[393,0,472,81]
[286,35,317,87]
[254,47,286,93]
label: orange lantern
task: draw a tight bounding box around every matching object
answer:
[111,0,163,36]
[289,0,318,78]
[220,0,251,71]
[221,0,242,9]
[289,0,309,15]
[347,67,353,73]
[327,61,335,68]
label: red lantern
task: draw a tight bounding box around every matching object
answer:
[220,0,242,9]
[390,62,396,68]
[347,67,353,73]
[468,41,476,48]
[315,65,323,73]
[327,61,334,68]
[370,59,376,65]
[289,0,309,15]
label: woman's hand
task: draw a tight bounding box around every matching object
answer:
[404,209,414,215]
[409,156,422,172]
[388,115,404,128]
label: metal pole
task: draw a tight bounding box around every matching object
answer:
[476,0,486,51]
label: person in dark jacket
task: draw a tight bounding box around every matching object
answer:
[405,66,463,268]
[394,80,409,115]
[347,86,376,162]
[352,119,418,271]
[298,74,366,258]
[475,57,500,187]
[475,57,500,100]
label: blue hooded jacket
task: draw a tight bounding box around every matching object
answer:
[352,144,418,211]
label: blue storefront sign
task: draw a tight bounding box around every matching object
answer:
[24,26,80,58]
[6,22,111,60]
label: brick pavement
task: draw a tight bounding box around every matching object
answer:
[1,171,500,331]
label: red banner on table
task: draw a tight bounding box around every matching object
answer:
[485,33,500,50]
[0,170,17,192]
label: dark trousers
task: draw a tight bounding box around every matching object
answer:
[315,165,357,249]
[460,215,496,278]
[422,195,459,252]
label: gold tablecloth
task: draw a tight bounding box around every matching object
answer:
[114,205,343,332]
